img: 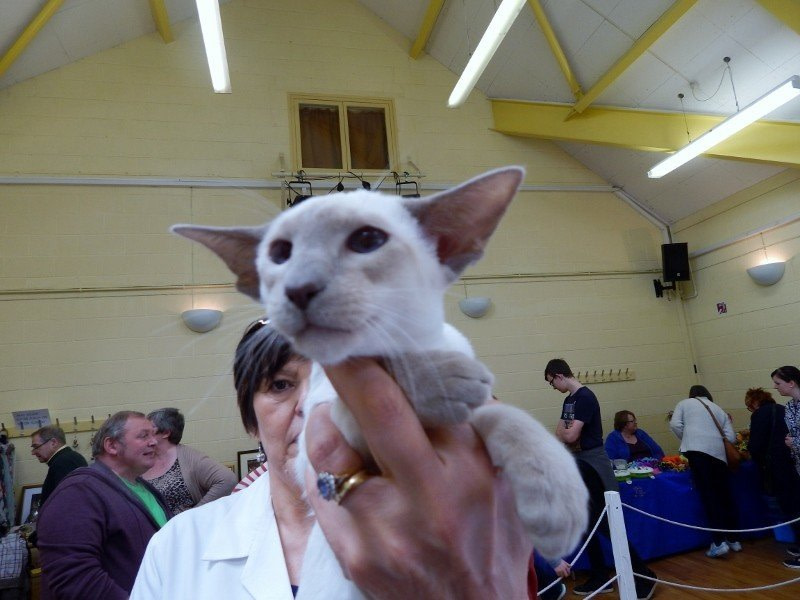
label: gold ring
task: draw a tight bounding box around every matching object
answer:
[335,470,371,505]
[316,469,371,504]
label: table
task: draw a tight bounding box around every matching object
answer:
[570,461,790,568]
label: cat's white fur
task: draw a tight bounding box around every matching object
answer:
[173,167,588,599]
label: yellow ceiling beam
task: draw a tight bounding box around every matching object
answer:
[410,0,446,59]
[149,0,174,43]
[0,0,65,79]
[755,0,800,36]
[569,0,697,117]
[528,0,583,101]
[492,99,800,167]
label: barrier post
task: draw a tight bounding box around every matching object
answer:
[604,490,636,600]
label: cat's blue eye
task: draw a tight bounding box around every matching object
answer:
[346,226,388,254]
[269,240,292,264]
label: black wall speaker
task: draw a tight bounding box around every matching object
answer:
[662,243,690,282]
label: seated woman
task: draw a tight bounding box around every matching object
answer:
[605,410,665,462]
[142,407,237,514]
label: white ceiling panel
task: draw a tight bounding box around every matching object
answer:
[695,0,754,30]
[559,142,785,224]
[54,1,123,61]
[0,0,797,225]
[605,0,674,39]
[597,51,676,107]
[572,20,633,86]
[356,0,427,42]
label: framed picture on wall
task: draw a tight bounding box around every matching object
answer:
[237,449,263,480]
[18,484,43,525]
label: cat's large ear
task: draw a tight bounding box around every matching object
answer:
[171,224,266,300]
[406,166,523,280]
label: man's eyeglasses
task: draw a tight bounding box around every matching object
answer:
[31,440,51,451]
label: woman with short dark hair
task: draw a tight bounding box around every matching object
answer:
[142,406,236,514]
[133,319,531,599]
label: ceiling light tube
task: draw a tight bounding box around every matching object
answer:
[448,0,527,108]
[648,75,800,178]
[195,0,231,93]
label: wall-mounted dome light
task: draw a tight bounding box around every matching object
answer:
[746,262,785,286]
[181,308,223,333]
[458,296,492,318]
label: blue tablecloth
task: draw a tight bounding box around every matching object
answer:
[570,460,785,568]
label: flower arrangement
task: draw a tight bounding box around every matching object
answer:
[736,429,750,459]
[659,454,689,472]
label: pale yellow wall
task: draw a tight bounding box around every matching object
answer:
[1,0,687,494]
[672,170,800,428]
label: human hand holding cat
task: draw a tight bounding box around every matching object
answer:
[304,357,531,600]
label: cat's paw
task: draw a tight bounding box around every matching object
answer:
[471,403,589,559]
[387,351,494,427]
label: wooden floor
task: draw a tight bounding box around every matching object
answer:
[565,538,800,598]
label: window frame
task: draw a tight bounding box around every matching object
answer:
[288,93,398,174]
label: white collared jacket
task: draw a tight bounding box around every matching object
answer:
[131,472,295,600]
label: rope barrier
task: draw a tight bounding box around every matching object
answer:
[537,507,608,595]
[621,501,800,533]
[537,491,800,598]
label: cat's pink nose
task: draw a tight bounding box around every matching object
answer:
[286,283,322,310]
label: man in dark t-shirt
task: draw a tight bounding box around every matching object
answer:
[545,358,658,599]
[558,385,603,453]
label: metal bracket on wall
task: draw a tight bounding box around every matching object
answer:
[575,368,636,384]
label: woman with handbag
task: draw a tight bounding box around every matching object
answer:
[745,386,800,568]
[670,385,741,558]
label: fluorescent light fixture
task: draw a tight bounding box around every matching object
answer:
[195,0,231,93]
[648,75,800,178]
[448,0,527,108]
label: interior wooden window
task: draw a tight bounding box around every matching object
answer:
[347,106,389,170]
[290,95,396,173]
[298,104,342,169]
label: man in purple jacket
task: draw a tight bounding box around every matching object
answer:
[37,411,171,600]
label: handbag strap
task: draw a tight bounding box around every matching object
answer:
[694,397,726,439]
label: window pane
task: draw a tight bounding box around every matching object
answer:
[347,106,389,170]
[299,104,342,169]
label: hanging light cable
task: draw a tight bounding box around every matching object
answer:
[448,0,527,108]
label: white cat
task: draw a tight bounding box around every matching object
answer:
[173,167,588,599]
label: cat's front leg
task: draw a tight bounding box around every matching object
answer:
[470,403,589,559]
[386,351,494,427]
